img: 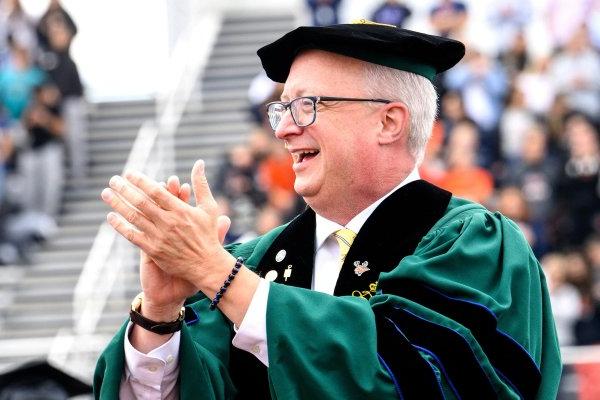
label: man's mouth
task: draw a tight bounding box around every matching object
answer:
[293,150,320,164]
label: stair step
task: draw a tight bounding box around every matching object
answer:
[221,18,294,34]
[216,31,286,47]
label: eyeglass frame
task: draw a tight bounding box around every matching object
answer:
[265,96,392,131]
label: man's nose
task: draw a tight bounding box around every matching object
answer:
[274,110,302,140]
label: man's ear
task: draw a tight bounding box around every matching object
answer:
[378,102,409,145]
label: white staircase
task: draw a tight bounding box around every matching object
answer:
[0,12,296,383]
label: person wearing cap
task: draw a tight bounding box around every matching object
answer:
[95,22,561,399]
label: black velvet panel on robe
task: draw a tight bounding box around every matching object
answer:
[230,180,451,399]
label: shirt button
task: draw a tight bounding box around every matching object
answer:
[166,355,174,364]
[251,345,260,354]
[147,365,158,372]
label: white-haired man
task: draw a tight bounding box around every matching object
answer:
[95,22,561,399]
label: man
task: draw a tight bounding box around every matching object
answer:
[94,22,561,399]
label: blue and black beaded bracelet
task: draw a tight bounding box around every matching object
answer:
[209,256,244,310]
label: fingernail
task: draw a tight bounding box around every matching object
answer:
[107,212,116,223]
[194,159,205,175]
[101,188,112,201]
[109,175,123,188]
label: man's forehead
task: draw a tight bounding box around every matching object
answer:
[281,50,367,98]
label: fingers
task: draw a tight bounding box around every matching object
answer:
[180,183,191,204]
[101,187,157,234]
[124,171,182,211]
[162,176,190,203]
[166,175,180,196]
[217,215,231,244]
[191,160,217,211]
[106,211,149,250]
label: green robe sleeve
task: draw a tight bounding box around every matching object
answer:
[93,235,277,399]
[264,200,561,399]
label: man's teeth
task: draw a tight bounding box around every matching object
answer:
[298,150,319,162]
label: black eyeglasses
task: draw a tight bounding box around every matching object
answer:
[266,96,392,131]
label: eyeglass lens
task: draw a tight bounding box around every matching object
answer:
[268,97,316,130]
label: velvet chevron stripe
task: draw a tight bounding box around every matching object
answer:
[381,281,541,399]
[375,313,444,400]
[381,306,498,399]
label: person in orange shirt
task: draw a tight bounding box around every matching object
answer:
[439,119,494,204]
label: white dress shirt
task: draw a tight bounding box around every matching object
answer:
[120,169,420,398]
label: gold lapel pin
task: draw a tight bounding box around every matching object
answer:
[353,261,370,276]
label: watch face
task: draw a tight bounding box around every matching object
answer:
[131,293,143,312]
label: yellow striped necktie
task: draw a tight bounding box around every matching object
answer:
[333,228,357,267]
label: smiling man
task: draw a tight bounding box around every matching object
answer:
[94,22,561,399]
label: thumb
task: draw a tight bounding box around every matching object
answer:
[217,215,231,245]
[191,159,216,210]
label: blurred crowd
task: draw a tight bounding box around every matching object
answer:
[0,0,85,264]
[0,0,596,362]
[214,0,600,369]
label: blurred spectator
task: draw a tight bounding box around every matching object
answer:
[438,120,494,204]
[305,0,342,27]
[586,235,600,301]
[542,253,583,346]
[487,0,532,54]
[419,120,446,186]
[545,93,572,150]
[370,0,412,28]
[496,186,542,247]
[445,50,509,167]
[499,85,536,161]
[546,0,594,49]
[0,0,37,64]
[429,0,468,38]
[0,39,45,125]
[235,205,284,243]
[247,71,280,128]
[507,125,559,225]
[247,128,273,164]
[554,115,600,248]
[0,105,13,201]
[36,0,77,53]
[498,30,530,79]
[18,83,64,219]
[550,26,600,118]
[516,56,556,117]
[258,141,296,214]
[39,13,87,178]
[438,90,466,139]
[215,144,264,206]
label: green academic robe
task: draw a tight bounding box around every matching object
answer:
[94,180,561,400]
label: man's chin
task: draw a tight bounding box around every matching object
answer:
[294,180,318,200]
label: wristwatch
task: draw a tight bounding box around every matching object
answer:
[129,293,185,335]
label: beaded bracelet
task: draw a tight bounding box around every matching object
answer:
[209,256,244,311]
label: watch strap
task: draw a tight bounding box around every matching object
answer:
[130,294,185,335]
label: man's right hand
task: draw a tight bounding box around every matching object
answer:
[128,175,230,352]
[138,176,195,323]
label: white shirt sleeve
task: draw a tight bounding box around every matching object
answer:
[231,277,270,367]
[119,279,270,399]
[120,321,181,400]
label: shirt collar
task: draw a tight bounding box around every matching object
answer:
[315,167,420,249]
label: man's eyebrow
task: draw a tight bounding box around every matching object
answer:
[281,90,309,102]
